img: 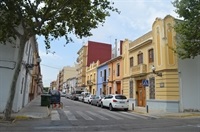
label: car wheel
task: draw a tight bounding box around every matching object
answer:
[101,103,104,108]
[109,104,113,111]
[124,108,128,111]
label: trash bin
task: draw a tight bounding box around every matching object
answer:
[41,94,51,107]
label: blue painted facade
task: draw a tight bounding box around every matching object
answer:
[97,62,108,96]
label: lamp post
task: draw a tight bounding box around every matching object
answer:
[151,65,162,77]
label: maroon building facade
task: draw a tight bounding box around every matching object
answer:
[87,41,111,66]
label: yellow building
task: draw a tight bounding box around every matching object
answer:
[77,45,87,88]
[86,60,100,94]
[122,15,179,112]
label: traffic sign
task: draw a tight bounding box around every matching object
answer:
[142,79,149,86]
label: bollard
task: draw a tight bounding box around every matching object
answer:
[132,103,134,110]
[146,105,149,113]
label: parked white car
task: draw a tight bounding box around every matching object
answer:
[101,94,129,111]
[80,92,90,102]
[84,94,95,104]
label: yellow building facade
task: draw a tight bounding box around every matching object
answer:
[86,60,100,94]
[122,15,179,112]
[77,45,87,88]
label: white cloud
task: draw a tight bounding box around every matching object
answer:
[39,49,63,60]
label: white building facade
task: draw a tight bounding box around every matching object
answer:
[0,36,37,112]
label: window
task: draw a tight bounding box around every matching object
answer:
[103,69,107,82]
[100,71,102,77]
[21,78,24,94]
[149,77,155,99]
[108,68,110,76]
[116,63,120,76]
[129,80,133,98]
[148,49,154,63]
[138,52,143,64]
[130,57,133,67]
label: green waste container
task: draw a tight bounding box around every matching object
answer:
[41,94,51,107]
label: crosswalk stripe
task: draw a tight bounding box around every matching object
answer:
[97,111,123,120]
[109,111,137,120]
[120,112,149,119]
[76,111,94,120]
[64,111,77,120]
[51,110,60,120]
[86,111,109,120]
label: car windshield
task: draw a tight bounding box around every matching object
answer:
[115,95,127,99]
[76,91,84,94]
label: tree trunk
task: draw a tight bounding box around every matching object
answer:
[4,36,26,121]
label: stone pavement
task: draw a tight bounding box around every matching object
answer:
[0,95,50,119]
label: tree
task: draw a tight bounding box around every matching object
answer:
[0,0,119,120]
[173,0,200,59]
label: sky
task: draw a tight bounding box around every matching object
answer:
[38,0,178,87]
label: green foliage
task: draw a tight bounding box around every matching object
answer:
[0,0,119,48]
[173,0,200,59]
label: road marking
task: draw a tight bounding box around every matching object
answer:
[64,111,77,120]
[109,111,137,119]
[120,112,154,119]
[51,110,60,120]
[97,111,123,120]
[86,111,109,120]
[76,111,94,120]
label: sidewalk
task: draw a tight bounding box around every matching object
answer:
[0,96,50,119]
[129,108,200,119]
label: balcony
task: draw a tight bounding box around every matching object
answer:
[130,64,147,77]
[87,80,93,86]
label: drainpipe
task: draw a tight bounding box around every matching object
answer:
[22,43,32,107]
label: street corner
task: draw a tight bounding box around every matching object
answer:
[160,112,200,119]
[0,116,16,124]
[127,110,159,119]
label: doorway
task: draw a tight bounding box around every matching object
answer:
[137,80,146,107]
[116,82,121,94]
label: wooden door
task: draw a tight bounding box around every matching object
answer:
[137,80,146,107]
[116,82,121,94]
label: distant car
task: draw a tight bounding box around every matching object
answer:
[101,94,129,111]
[80,92,90,102]
[84,94,95,104]
[71,90,84,100]
[65,93,72,99]
[91,95,105,107]
[61,92,66,97]
[78,95,84,102]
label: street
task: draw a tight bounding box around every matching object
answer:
[1,97,200,132]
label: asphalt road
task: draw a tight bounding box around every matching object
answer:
[1,97,200,132]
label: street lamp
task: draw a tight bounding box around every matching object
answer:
[152,65,162,77]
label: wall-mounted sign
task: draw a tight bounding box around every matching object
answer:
[160,82,164,88]
[142,79,149,86]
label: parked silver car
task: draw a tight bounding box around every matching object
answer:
[91,95,105,107]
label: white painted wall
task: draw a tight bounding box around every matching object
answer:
[0,37,35,113]
[178,55,200,111]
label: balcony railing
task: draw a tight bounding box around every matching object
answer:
[87,80,93,86]
[130,64,147,76]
